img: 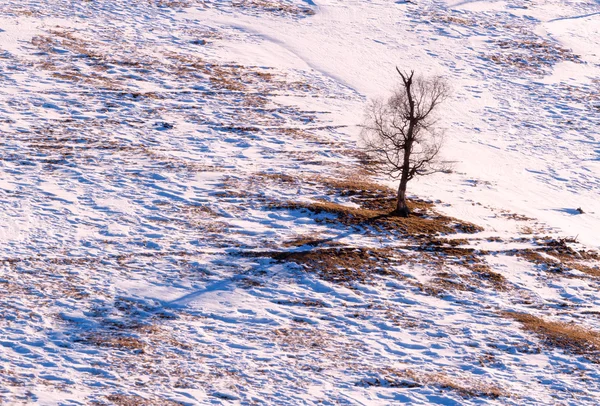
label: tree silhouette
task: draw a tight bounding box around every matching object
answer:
[361,68,450,217]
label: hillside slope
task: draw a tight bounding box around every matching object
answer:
[0,0,599,404]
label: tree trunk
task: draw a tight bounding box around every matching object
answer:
[394,136,413,218]
[394,176,410,217]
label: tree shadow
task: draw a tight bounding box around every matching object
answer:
[553,208,584,215]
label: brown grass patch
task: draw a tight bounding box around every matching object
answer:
[81,334,146,352]
[510,238,600,278]
[423,259,506,294]
[155,0,199,7]
[254,171,299,185]
[232,0,315,16]
[273,200,482,237]
[359,368,508,398]
[434,237,469,246]
[104,394,183,406]
[270,327,331,350]
[0,6,40,16]
[502,312,600,362]
[275,298,327,307]
[314,176,394,197]
[486,39,580,73]
[501,211,534,221]
[513,249,569,273]
[430,271,474,292]
[406,242,508,292]
[248,243,505,292]
[271,127,338,144]
[431,15,475,26]
[282,233,340,248]
[201,62,282,94]
[254,247,399,284]
[469,264,507,289]
[270,172,482,236]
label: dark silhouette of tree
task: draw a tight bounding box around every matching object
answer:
[361,68,450,217]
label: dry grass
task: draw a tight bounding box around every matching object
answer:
[503,212,533,221]
[414,243,507,293]
[469,263,507,289]
[314,176,394,197]
[430,15,476,26]
[79,334,146,352]
[253,171,503,292]
[31,28,295,101]
[510,238,600,278]
[275,298,327,307]
[434,237,469,246]
[232,0,315,16]
[249,240,507,292]
[271,127,337,144]
[270,327,331,350]
[425,373,506,398]
[255,172,299,185]
[502,312,600,362]
[155,0,200,7]
[513,249,569,273]
[418,245,505,289]
[359,368,508,398]
[274,199,482,236]
[429,271,474,293]
[269,172,482,236]
[424,9,516,31]
[103,394,183,406]
[0,6,40,16]
[31,31,144,85]
[282,233,339,248]
[253,247,399,284]
[486,39,580,73]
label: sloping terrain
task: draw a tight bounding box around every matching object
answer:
[0,0,599,404]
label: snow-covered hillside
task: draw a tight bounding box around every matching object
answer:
[0,0,599,404]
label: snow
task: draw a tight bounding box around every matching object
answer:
[0,0,599,404]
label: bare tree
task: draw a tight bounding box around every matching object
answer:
[361,68,450,217]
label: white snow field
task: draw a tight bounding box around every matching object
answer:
[0,0,599,404]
